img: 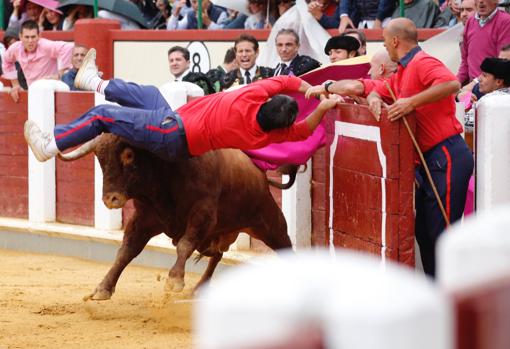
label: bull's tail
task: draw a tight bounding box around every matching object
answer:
[267,164,307,190]
[193,253,206,264]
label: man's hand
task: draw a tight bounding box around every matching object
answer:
[318,94,342,111]
[9,86,23,103]
[367,93,382,121]
[308,1,323,19]
[338,16,354,33]
[305,94,342,132]
[173,0,186,15]
[201,10,211,27]
[450,0,461,15]
[305,84,327,99]
[387,97,415,121]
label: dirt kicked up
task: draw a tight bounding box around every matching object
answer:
[0,249,198,349]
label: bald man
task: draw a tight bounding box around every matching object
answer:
[366,18,473,277]
[305,49,397,101]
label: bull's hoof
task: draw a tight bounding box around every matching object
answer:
[165,277,185,293]
[83,288,113,301]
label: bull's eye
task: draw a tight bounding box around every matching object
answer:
[120,148,135,167]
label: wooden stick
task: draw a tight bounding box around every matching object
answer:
[384,82,450,227]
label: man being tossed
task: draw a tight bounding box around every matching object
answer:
[24,49,340,164]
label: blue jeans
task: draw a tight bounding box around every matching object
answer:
[54,79,190,161]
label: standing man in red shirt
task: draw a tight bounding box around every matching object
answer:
[367,18,474,277]
[24,49,340,164]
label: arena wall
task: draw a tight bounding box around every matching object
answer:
[0,88,416,264]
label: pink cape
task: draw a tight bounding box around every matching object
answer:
[245,62,370,171]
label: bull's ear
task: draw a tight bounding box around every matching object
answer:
[120,148,135,167]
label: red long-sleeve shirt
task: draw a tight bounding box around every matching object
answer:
[362,49,463,152]
[177,76,312,156]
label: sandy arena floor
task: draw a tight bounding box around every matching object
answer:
[0,249,199,349]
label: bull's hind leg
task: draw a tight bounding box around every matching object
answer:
[194,253,222,293]
[85,212,162,301]
[166,201,217,293]
[193,231,239,292]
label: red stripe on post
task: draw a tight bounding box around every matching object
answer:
[442,145,452,220]
[145,125,179,134]
[55,115,115,140]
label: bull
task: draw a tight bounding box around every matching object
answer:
[59,134,293,300]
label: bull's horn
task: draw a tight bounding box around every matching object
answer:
[58,137,100,161]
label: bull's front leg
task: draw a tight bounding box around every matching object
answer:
[84,214,162,301]
[166,202,217,293]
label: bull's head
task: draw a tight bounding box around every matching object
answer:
[58,134,152,209]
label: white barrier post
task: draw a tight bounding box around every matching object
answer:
[282,161,312,249]
[93,93,123,230]
[438,204,510,290]
[196,250,452,349]
[475,95,510,211]
[27,80,70,223]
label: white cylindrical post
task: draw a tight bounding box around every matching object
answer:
[475,95,510,211]
[282,161,312,249]
[27,80,70,223]
[438,204,510,290]
[196,250,452,349]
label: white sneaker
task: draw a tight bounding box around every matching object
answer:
[75,48,99,91]
[24,120,55,162]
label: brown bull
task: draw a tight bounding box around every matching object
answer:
[59,134,292,300]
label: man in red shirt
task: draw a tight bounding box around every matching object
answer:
[367,18,474,277]
[24,49,340,164]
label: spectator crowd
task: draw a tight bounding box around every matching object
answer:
[0,0,509,109]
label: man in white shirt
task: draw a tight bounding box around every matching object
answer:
[168,46,191,82]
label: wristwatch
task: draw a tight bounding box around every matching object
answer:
[324,80,334,93]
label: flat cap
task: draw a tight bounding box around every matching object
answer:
[324,35,360,55]
[480,57,510,85]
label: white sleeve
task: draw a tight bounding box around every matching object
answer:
[176,15,189,29]
[167,14,179,29]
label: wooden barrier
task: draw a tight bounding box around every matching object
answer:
[0,92,28,218]
[312,104,415,265]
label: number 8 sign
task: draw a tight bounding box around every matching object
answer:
[187,41,211,74]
